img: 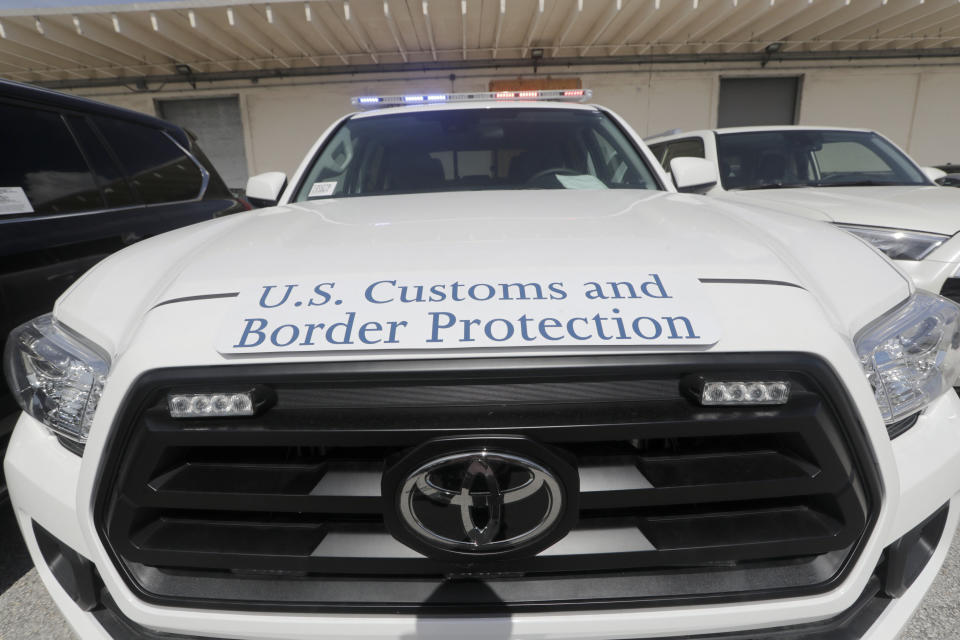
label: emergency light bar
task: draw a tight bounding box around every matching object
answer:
[351,89,591,108]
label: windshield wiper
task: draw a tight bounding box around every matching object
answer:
[734,183,810,191]
[815,180,905,187]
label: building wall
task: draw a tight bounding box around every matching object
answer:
[70,58,960,182]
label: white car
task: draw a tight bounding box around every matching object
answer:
[5,92,960,640]
[647,126,960,302]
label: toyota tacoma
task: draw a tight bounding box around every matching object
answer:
[6,91,960,639]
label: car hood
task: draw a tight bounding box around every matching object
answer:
[719,185,960,236]
[56,190,909,356]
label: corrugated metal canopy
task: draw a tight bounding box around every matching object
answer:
[1,0,959,88]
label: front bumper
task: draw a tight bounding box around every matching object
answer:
[26,503,954,640]
[8,385,960,640]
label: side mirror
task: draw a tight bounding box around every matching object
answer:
[245,172,288,208]
[921,166,947,183]
[670,157,718,194]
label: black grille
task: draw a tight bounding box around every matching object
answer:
[96,354,880,612]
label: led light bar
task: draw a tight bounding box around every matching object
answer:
[351,89,592,108]
[168,392,256,418]
[700,381,791,406]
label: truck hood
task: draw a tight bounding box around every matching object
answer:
[720,186,960,236]
[56,190,909,356]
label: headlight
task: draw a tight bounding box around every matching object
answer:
[3,314,109,445]
[836,224,948,261]
[856,291,960,424]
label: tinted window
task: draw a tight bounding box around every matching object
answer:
[715,130,928,190]
[647,142,666,164]
[0,102,103,215]
[662,138,705,170]
[94,118,203,204]
[294,108,660,200]
[64,115,136,208]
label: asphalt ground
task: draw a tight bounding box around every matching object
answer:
[0,501,958,640]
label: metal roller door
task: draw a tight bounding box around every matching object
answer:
[158,97,248,191]
[717,77,800,128]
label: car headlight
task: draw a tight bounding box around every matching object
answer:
[3,314,109,445]
[836,224,948,261]
[856,291,960,424]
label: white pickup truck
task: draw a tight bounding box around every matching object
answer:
[6,92,960,640]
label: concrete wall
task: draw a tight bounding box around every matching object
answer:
[71,58,960,182]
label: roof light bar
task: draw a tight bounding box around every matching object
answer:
[351,89,592,108]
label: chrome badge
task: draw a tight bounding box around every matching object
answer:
[383,438,578,561]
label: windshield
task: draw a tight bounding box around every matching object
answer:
[293,108,661,201]
[715,129,929,190]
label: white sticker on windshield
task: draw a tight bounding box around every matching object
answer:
[0,187,34,215]
[308,181,338,198]
[556,174,608,190]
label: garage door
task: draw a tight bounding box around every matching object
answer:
[157,97,248,191]
[717,77,800,128]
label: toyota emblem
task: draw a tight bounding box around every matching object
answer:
[382,437,579,561]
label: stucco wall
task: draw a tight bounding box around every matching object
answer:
[70,59,960,182]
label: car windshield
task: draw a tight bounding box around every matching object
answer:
[715,129,928,191]
[293,107,661,201]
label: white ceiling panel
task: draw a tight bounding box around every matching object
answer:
[0,0,957,86]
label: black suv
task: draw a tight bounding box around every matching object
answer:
[0,80,245,488]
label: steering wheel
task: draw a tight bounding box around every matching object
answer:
[523,167,581,186]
